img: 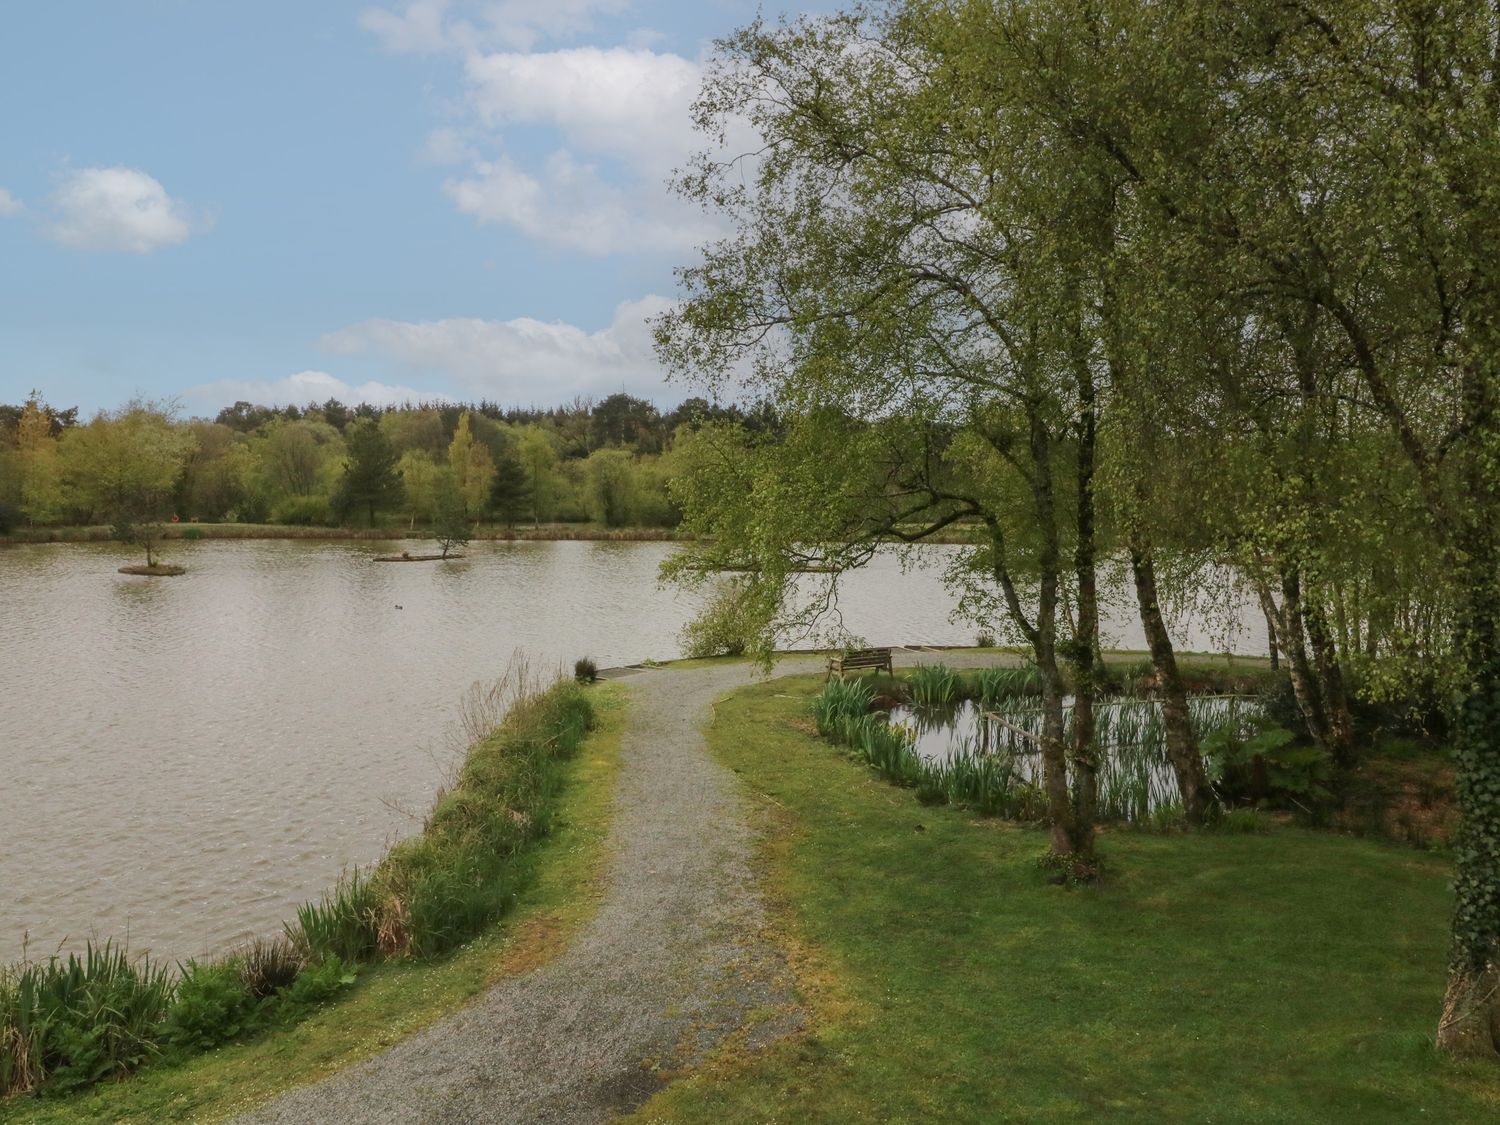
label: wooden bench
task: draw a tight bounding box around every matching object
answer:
[827,647,894,680]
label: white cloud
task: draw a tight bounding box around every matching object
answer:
[44,167,205,254]
[183,370,441,411]
[317,295,673,401]
[444,150,714,254]
[421,126,480,165]
[0,188,22,218]
[441,46,719,254]
[462,46,700,178]
[363,0,631,54]
[361,0,456,53]
[366,1,720,256]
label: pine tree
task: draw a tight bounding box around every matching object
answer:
[334,419,403,527]
[488,453,532,528]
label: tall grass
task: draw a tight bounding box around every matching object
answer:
[907,663,960,705]
[920,747,1049,819]
[0,943,173,1096]
[293,870,381,964]
[972,665,1041,705]
[813,677,876,736]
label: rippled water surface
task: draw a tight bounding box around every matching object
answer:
[0,539,1266,964]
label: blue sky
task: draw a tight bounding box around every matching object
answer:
[0,1,826,417]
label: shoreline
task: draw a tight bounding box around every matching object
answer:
[0,522,984,547]
[0,523,694,545]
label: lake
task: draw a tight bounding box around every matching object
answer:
[0,539,1267,965]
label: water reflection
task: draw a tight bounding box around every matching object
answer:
[888,695,1260,820]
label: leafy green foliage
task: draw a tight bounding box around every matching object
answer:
[268,494,332,527]
[1202,723,1332,807]
[292,870,381,965]
[971,666,1041,706]
[280,956,356,1009]
[488,452,532,527]
[352,680,595,959]
[430,478,470,558]
[679,579,758,659]
[161,962,255,1053]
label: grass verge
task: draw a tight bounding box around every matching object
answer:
[1,684,626,1125]
[629,673,1498,1124]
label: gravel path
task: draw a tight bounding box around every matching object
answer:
[238,651,1012,1124]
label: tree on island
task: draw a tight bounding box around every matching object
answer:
[58,399,196,568]
[333,419,403,527]
[431,477,470,559]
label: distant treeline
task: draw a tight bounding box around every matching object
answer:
[0,392,782,533]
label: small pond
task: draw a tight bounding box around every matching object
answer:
[888,695,1261,819]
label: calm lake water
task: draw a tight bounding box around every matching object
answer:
[0,539,1267,965]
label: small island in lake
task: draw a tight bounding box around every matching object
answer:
[373,550,464,562]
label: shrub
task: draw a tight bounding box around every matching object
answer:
[1202,721,1331,807]
[574,657,598,683]
[161,960,255,1052]
[975,630,996,648]
[1257,673,1309,739]
[270,495,333,526]
[1214,807,1268,834]
[282,955,356,1008]
[680,579,757,658]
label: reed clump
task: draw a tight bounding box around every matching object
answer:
[907,663,959,705]
[972,665,1041,705]
[813,676,876,736]
[0,943,173,1097]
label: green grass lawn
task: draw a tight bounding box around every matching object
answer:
[2,685,626,1125]
[631,674,1499,1124]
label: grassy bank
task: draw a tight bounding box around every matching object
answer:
[631,674,1497,1123]
[2,680,623,1122]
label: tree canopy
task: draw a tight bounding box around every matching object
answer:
[656,0,1500,1058]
